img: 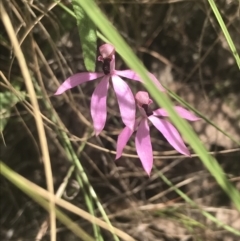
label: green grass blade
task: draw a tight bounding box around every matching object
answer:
[208,0,240,69]
[33,81,116,241]
[0,162,95,241]
[33,83,105,240]
[72,0,97,71]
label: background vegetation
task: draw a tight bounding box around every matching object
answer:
[1,0,240,241]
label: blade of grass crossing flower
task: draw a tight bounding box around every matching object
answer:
[76,0,240,211]
[72,0,97,71]
[208,0,240,69]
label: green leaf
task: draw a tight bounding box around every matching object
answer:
[208,0,240,69]
[72,0,97,71]
[0,91,25,131]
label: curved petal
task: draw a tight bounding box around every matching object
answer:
[55,72,104,95]
[135,118,153,176]
[115,70,165,92]
[112,75,136,130]
[174,106,201,121]
[148,115,190,156]
[152,108,167,117]
[90,76,110,135]
[153,106,200,121]
[116,126,134,160]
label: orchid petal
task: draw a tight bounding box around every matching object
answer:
[148,115,190,156]
[135,118,153,175]
[115,70,140,80]
[153,106,200,121]
[55,72,104,95]
[90,76,109,135]
[148,72,166,92]
[152,108,168,117]
[116,127,134,160]
[112,75,136,130]
[115,70,165,92]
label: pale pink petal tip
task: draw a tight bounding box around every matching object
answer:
[116,127,133,160]
[153,106,200,122]
[174,106,201,121]
[94,130,100,136]
[148,116,190,157]
[54,82,72,95]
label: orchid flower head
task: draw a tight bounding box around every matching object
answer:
[135,91,153,106]
[98,43,115,59]
[116,91,200,175]
[55,44,165,136]
[98,43,115,74]
[135,91,153,117]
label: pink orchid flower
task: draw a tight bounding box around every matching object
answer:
[116,91,200,175]
[55,44,165,135]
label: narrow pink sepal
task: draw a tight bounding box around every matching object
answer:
[153,106,200,121]
[174,106,201,121]
[115,70,139,80]
[116,126,134,160]
[55,72,104,95]
[115,70,165,92]
[90,76,110,135]
[135,118,153,176]
[112,75,136,130]
[148,115,190,156]
[148,72,165,92]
